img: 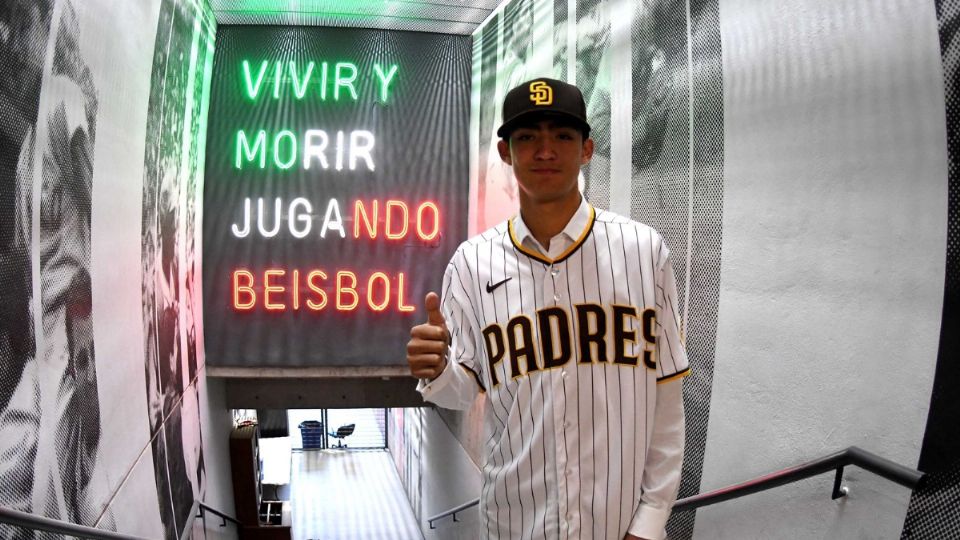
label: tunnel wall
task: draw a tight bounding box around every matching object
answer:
[0,0,235,538]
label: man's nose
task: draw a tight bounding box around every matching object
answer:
[534,139,557,159]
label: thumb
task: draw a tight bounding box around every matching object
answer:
[424,292,445,327]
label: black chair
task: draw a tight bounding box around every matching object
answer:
[328,423,356,448]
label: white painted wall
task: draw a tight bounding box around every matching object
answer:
[694,0,948,538]
[420,408,483,540]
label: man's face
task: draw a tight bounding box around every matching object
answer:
[497,119,594,206]
[12,4,47,73]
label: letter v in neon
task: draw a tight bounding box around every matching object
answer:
[289,61,315,99]
[243,60,269,99]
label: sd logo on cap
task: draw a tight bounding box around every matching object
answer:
[529,81,553,106]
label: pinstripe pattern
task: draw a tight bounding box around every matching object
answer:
[441,201,689,539]
[291,450,423,540]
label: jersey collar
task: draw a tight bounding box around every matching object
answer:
[508,196,596,265]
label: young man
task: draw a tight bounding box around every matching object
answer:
[407,78,689,540]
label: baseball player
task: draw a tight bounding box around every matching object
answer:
[407,78,688,540]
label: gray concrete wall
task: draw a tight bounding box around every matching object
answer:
[693,0,947,538]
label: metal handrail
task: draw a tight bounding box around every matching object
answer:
[198,501,242,527]
[425,446,924,529]
[0,505,149,540]
[427,497,480,529]
[0,499,241,540]
[180,500,242,539]
[673,445,924,512]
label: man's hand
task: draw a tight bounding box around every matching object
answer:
[407,292,450,380]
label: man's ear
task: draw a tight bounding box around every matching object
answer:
[497,139,512,165]
[580,137,594,165]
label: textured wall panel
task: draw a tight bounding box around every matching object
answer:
[0,0,49,530]
[665,0,724,537]
[902,0,960,536]
[209,0,500,35]
[0,0,110,532]
[696,0,946,537]
[577,0,612,210]
[140,0,215,537]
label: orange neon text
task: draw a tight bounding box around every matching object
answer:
[232,269,415,313]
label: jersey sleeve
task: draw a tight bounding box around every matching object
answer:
[654,242,690,383]
[417,248,486,409]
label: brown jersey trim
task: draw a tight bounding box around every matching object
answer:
[657,367,691,384]
[458,362,486,393]
[507,205,596,265]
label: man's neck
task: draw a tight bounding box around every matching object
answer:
[519,193,582,251]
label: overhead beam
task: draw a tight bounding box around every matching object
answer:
[219,374,429,408]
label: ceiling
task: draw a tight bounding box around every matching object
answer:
[208,0,503,35]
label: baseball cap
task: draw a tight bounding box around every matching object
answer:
[497,78,591,139]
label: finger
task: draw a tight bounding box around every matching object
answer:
[424,292,445,327]
[410,323,448,342]
[407,337,448,356]
[407,353,444,370]
[411,365,443,379]
[408,354,446,378]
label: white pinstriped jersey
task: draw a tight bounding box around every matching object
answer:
[420,197,688,540]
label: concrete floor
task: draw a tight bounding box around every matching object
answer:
[287,449,423,540]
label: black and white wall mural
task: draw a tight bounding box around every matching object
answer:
[0,0,54,532]
[0,0,110,535]
[0,0,218,537]
[140,0,214,537]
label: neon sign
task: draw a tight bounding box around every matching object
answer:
[235,129,376,171]
[233,269,415,313]
[242,61,399,102]
[230,198,440,241]
[223,57,441,314]
[203,26,468,367]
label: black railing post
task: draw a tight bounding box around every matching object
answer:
[832,465,848,499]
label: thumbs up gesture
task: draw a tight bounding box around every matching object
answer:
[407,292,450,380]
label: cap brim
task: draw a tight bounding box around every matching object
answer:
[496,110,592,138]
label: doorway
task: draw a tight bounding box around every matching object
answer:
[287,408,386,450]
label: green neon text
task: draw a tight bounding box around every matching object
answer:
[236,130,266,169]
[373,64,398,103]
[240,60,398,102]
